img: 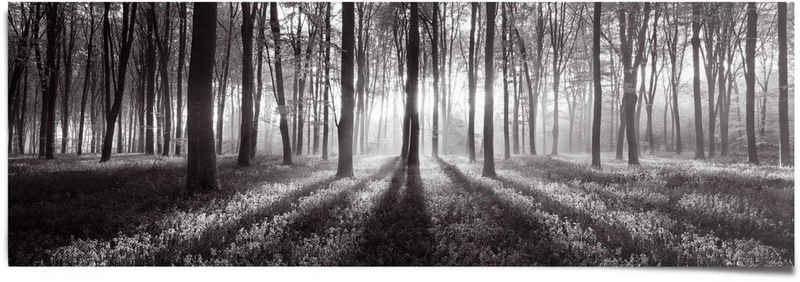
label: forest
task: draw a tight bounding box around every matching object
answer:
[6,2,795,266]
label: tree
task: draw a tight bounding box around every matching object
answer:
[37,3,61,159]
[431,3,440,158]
[745,3,759,164]
[616,3,650,165]
[777,2,791,167]
[175,3,187,156]
[467,3,478,162]
[548,3,582,156]
[238,3,256,166]
[591,2,602,168]
[483,2,497,177]
[144,4,157,155]
[216,4,236,154]
[60,5,77,154]
[99,3,136,162]
[406,3,421,167]
[690,4,705,160]
[156,3,173,156]
[322,3,331,160]
[337,2,356,177]
[77,4,95,155]
[270,3,292,165]
[662,4,686,154]
[501,4,510,160]
[186,2,219,193]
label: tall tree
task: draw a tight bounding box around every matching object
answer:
[467,3,478,162]
[663,4,686,154]
[548,3,582,155]
[186,2,219,193]
[39,3,61,159]
[406,3,421,167]
[431,3,440,158]
[616,3,650,165]
[777,2,791,167]
[745,3,759,164]
[322,3,331,160]
[77,4,95,155]
[238,2,256,166]
[216,4,236,154]
[690,4,705,159]
[270,3,292,165]
[501,4,510,160]
[156,3,173,156]
[337,2,356,177]
[144,4,157,154]
[99,3,136,162]
[591,2,602,168]
[483,3,497,177]
[60,5,77,153]
[175,3,187,156]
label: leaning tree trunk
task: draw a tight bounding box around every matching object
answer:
[100,3,137,162]
[270,3,292,165]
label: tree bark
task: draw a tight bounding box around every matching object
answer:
[592,4,602,168]
[690,4,705,160]
[337,2,356,176]
[467,3,478,162]
[238,3,255,166]
[745,3,758,164]
[483,3,497,177]
[175,3,187,156]
[99,3,136,162]
[778,2,791,167]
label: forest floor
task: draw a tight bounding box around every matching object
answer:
[7,152,794,267]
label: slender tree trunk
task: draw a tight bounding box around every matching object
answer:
[216,5,234,154]
[501,4,509,160]
[777,2,791,167]
[431,3,440,158]
[322,3,331,160]
[745,3,758,164]
[467,3,478,162]
[175,3,187,156]
[691,4,705,159]
[100,3,136,162]
[77,6,94,156]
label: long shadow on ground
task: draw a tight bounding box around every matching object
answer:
[435,158,575,265]
[9,155,328,265]
[351,164,436,265]
[498,157,794,260]
[198,157,399,266]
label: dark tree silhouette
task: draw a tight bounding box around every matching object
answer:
[337,2,356,177]
[406,2,421,167]
[591,2,602,168]
[745,3,758,164]
[483,2,497,177]
[467,3,478,162]
[322,3,331,161]
[185,2,219,193]
[99,3,136,162]
[175,3,187,156]
[777,2,791,167]
[691,4,705,160]
[238,2,256,166]
[268,3,292,165]
[77,4,94,156]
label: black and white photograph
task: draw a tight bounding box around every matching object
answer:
[2,0,797,277]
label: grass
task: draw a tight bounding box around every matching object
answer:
[7,152,794,267]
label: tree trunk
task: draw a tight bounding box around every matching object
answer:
[322,3,331,160]
[501,4,509,160]
[691,4,705,160]
[337,2,356,176]
[157,4,172,156]
[405,3,421,167]
[431,3,440,158]
[745,3,758,164]
[100,3,136,162]
[175,3,187,156]
[238,3,255,166]
[467,3,478,162]
[216,4,234,155]
[483,3,497,177]
[778,2,791,167]
[592,3,601,168]
[186,2,218,193]
[77,5,94,156]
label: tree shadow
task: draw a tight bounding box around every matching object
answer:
[435,158,571,266]
[351,164,436,265]
[499,157,794,258]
